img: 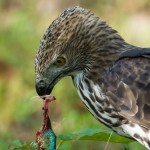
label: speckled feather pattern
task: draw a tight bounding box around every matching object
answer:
[35,7,86,74]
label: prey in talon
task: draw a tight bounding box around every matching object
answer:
[31,95,56,150]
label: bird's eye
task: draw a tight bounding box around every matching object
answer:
[54,56,66,66]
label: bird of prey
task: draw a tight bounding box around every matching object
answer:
[35,6,150,149]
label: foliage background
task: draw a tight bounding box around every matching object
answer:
[0,0,150,149]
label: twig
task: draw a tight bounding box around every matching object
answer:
[103,131,113,150]
[56,140,64,150]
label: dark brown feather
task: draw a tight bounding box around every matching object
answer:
[102,56,150,129]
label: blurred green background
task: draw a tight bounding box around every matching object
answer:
[0,0,150,149]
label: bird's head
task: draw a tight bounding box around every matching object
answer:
[35,6,125,96]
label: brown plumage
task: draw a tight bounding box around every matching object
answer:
[35,6,150,149]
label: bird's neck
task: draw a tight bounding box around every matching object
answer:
[87,43,129,75]
[73,40,133,86]
[72,40,133,85]
[77,16,133,73]
[73,15,135,81]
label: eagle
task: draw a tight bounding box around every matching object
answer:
[35,6,150,149]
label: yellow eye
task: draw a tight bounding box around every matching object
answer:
[54,57,66,66]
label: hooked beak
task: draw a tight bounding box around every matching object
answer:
[36,80,54,96]
[36,73,62,96]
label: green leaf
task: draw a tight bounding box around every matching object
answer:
[10,140,36,150]
[12,140,23,147]
[123,144,130,150]
[58,128,134,143]
[13,144,36,150]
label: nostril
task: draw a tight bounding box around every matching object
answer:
[36,80,46,96]
[37,80,45,88]
[39,80,45,87]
